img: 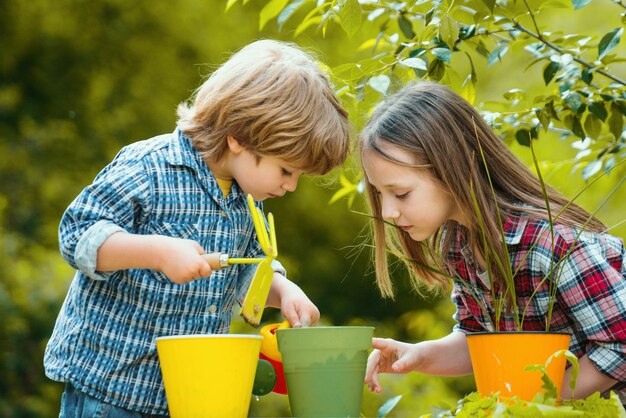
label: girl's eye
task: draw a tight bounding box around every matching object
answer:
[395,192,409,200]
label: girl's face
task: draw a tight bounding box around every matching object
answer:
[362,143,464,241]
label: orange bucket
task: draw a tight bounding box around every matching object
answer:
[466,332,571,401]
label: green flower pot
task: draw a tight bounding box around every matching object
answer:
[276,326,373,417]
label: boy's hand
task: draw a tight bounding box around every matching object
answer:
[267,273,320,328]
[155,235,213,284]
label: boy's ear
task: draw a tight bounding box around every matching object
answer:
[227,135,244,154]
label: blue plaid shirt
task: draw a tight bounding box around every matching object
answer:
[44,130,280,415]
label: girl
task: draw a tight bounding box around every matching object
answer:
[360,81,626,400]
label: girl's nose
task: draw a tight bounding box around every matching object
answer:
[381,199,399,221]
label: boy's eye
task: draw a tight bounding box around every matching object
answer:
[281,168,292,176]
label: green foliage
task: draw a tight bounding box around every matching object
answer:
[2,0,625,416]
[379,352,624,417]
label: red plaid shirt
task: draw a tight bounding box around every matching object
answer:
[446,211,626,391]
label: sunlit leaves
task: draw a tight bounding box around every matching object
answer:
[337,0,362,38]
[245,0,626,180]
[571,0,592,10]
[439,16,459,49]
[563,91,584,114]
[481,0,496,13]
[368,74,390,95]
[608,103,624,139]
[259,0,289,30]
[543,61,560,85]
[399,57,427,71]
[598,28,623,60]
[397,14,415,39]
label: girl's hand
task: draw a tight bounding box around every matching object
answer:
[155,236,212,284]
[365,337,421,393]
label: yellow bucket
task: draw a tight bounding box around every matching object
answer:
[156,334,262,418]
[466,332,571,401]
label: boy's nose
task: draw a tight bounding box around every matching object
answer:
[282,174,299,192]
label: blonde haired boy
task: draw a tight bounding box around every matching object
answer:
[44,39,350,417]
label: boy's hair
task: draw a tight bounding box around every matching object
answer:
[359,81,604,298]
[177,39,350,175]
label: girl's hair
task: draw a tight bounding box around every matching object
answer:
[360,81,605,299]
[177,39,350,175]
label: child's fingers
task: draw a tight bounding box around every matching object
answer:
[365,349,381,383]
[372,337,396,353]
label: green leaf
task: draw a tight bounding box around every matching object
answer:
[563,91,584,114]
[428,59,446,81]
[377,395,402,417]
[431,47,452,64]
[487,45,509,66]
[277,0,309,29]
[461,74,476,105]
[582,160,602,180]
[439,15,460,49]
[536,108,551,131]
[337,0,362,38]
[571,0,592,10]
[581,68,593,84]
[588,101,608,121]
[515,129,532,146]
[398,14,415,39]
[572,115,586,138]
[598,28,624,60]
[225,0,239,12]
[368,74,390,95]
[481,0,496,12]
[584,114,601,139]
[543,61,560,85]
[399,57,428,70]
[259,0,289,30]
[608,103,624,139]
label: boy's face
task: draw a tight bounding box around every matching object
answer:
[226,137,302,201]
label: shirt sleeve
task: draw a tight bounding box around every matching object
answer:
[451,283,494,333]
[58,152,151,281]
[556,233,626,382]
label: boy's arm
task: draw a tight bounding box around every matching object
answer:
[96,231,213,284]
[265,272,319,328]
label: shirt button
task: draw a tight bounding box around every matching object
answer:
[220,210,227,217]
[208,305,217,314]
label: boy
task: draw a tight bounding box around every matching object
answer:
[44,39,350,417]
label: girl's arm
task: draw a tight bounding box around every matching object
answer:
[561,354,618,399]
[265,272,320,328]
[365,331,473,393]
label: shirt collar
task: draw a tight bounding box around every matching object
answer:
[167,129,245,202]
[502,211,530,245]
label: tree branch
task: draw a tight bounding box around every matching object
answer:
[512,21,626,86]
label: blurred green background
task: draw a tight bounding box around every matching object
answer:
[1,1,624,417]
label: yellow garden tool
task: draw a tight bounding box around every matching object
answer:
[202,194,277,327]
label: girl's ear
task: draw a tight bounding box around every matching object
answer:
[227,135,244,154]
